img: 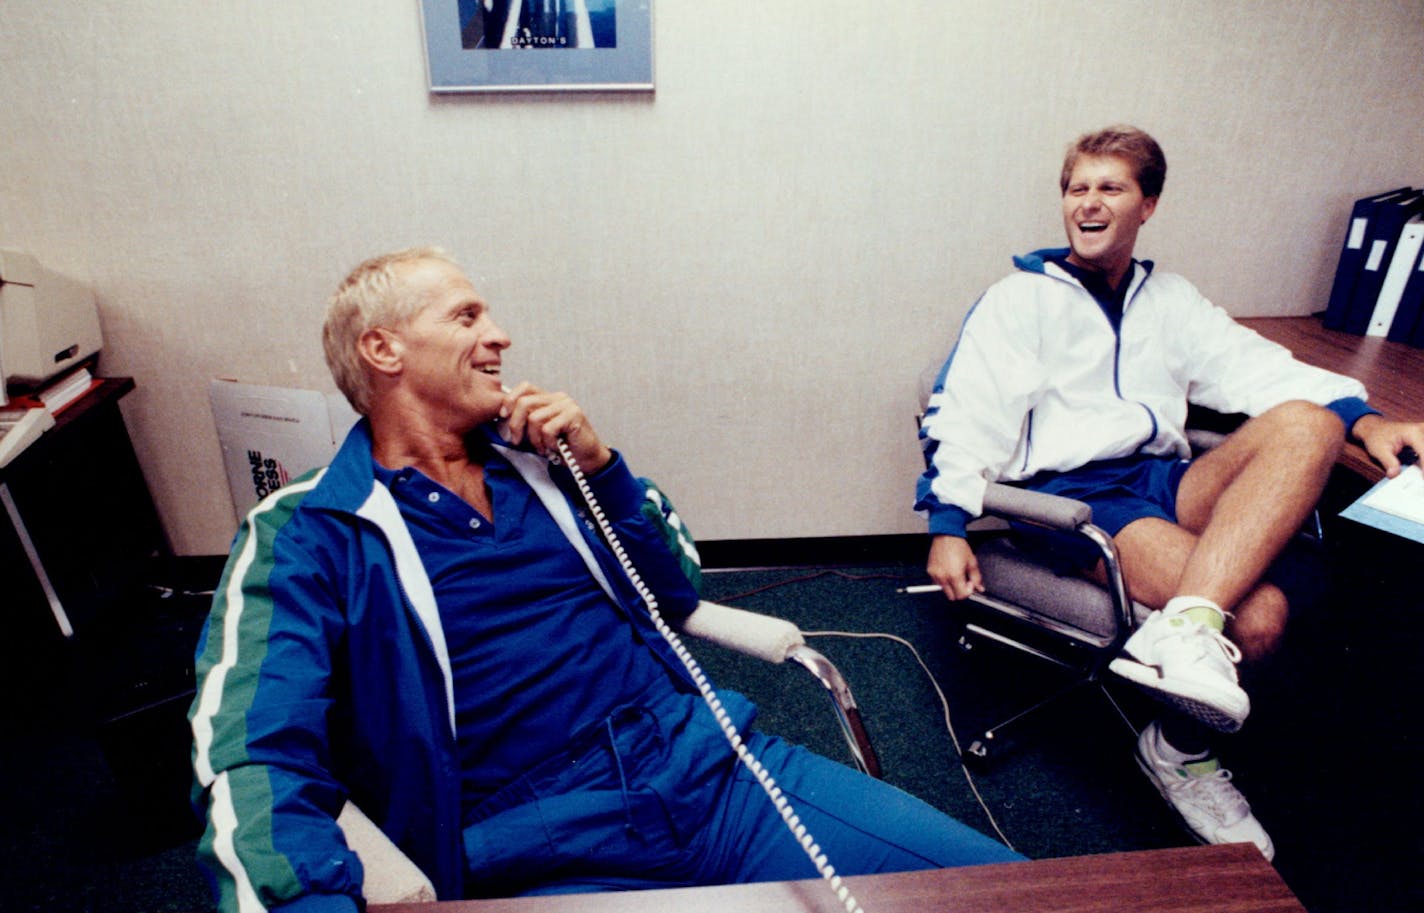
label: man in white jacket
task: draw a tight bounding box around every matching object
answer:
[916,125,1424,860]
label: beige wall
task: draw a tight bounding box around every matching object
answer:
[3,1,1422,555]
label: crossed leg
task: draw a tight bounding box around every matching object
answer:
[1110,400,1343,661]
[1096,401,1343,860]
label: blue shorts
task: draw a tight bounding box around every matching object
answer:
[1010,453,1327,616]
[1022,454,1192,535]
[1010,454,1192,570]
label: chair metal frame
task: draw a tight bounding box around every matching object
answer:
[680,599,882,778]
[914,370,1144,761]
[951,482,1141,760]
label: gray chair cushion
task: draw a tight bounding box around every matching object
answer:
[975,538,1120,641]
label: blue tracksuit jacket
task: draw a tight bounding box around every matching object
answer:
[188,419,701,912]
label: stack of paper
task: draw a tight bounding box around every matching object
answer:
[1342,465,1424,544]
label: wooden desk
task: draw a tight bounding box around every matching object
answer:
[373,843,1304,913]
[1241,316,1424,480]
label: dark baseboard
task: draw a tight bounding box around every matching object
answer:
[698,534,926,570]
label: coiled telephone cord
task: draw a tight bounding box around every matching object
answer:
[553,438,867,913]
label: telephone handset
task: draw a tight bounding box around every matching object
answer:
[550,436,868,913]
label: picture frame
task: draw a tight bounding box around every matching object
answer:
[419,1,654,94]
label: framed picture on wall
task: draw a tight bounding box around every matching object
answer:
[420,0,653,93]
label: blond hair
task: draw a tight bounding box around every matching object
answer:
[322,246,458,415]
[1060,125,1167,199]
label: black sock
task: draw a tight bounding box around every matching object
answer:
[1158,715,1213,757]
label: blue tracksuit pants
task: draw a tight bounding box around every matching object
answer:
[461,687,1022,897]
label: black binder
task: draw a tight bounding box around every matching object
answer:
[1340,190,1424,335]
[1389,281,1424,346]
[1391,245,1424,347]
[1322,187,1414,329]
[1380,217,1424,346]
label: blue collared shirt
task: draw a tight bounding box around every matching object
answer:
[374,436,672,824]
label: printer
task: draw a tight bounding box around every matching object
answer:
[0,248,104,401]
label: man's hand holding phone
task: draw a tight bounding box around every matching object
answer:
[498,382,613,472]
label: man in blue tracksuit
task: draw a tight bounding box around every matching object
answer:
[916,126,1424,860]
[190,246,1021,913]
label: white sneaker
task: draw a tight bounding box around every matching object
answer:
[1109,607,1250,732]
[1135,721,1275,861]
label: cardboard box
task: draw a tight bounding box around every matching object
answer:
[209,379,359,522]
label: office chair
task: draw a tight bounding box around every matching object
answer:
[914,363,1151,762]
[336,598,882,904]
[940,477,1145,761]
[914,365,1321,763]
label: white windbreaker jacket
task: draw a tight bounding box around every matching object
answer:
[916,249,1370,537]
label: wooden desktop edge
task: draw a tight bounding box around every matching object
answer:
[48,376,135,434]
[371,843,1304,913]
[1241,316,1424,482]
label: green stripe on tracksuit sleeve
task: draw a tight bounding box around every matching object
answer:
[638,478,702,593]
[190,472,325,912]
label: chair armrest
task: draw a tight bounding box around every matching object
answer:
[682,601,882,778]
[337,801,437,904]
[681,600,804,663]
[977,484,1135,640]
[981,481,1092,530]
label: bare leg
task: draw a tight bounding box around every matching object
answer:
[1170,400,1342,610]
[1110,518,1290,662]
[1105,401,1339,654]
[1106,406,1335,861]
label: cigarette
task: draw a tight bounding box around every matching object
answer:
[896,584,941,594]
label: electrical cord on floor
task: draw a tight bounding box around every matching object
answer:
[708,568,912,604]
[803,628,1016,853]
[704,568,1017,852]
